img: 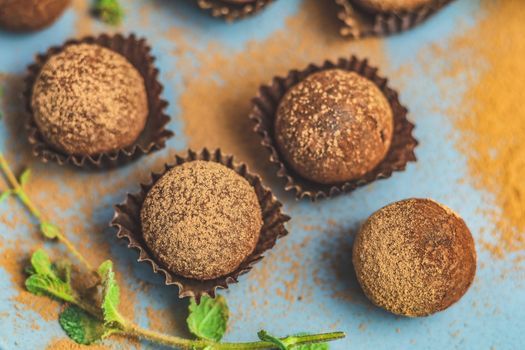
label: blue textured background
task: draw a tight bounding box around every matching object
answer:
[0,1,524,349]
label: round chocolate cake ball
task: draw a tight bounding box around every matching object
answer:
[31,44,148,156]
[0,0,70,32]
[141,161,263,281]
[353,0,433,13]
[353,198,476,317]
[274,69,393,185]
[223,0,257,3]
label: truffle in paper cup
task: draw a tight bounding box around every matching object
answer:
[23,33,173,169]
[335,0,455,39]
[196,0,274,21]
[111,148,290,301]
[250,55,417,200]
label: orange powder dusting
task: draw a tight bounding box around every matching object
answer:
[451,0,525,256]
[176,0,385,181]
[71,0,93,36]
[46,338,110,350]
[0,244,60,322]
[146,305,189,336]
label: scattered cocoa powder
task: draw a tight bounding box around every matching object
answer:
[46,338,110,350]
[448,0,525,256]
[71,0,93,35]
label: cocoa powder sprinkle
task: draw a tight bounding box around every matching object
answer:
[275,69,393,184]
[354,0,432,13]
[352,198,476,317]
[140,160,263,281]
[31,43,148,156]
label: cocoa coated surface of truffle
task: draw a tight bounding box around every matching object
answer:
[353,198,477,317]
[274,69,393,185]
[353,0,434,13]
[0,0,70,32]
[222,0,257,3]
[31,43,148,156]
[140,160,263,281]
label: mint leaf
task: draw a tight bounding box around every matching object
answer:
[94,0,124,25]
[258,330,287,350]
[26,272,76,302]
[25,250,75,303]
[187,295,229,342]
[29,249,54,275]
[59,305,105,345]
[0,190,11,203]
[40,222,61,239]
[98,260,125,332]
[19,168,31,187]
[293,343,329,350]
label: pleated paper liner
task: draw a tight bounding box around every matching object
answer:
[335,0,454,39]
[196,0,274,21]
[23,33,173,169]
[111,148,290,301]
[250,55,418,201]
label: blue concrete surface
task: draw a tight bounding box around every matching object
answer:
[0,1,524,349]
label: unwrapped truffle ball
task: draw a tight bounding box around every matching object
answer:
[0,0,70,32]
[353,198,477,317]
[353,0,433,13]
[31,43,148,156]
[141,160,263,281]
[275,69,393,185]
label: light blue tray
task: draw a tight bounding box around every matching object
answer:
[0,1,523,349]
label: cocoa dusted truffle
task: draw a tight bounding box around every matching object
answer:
[31,43,148,156]
[222,0,257,3]
[353,198,477,317]
[274,69,393,185]
[140,160,263,281]
[353,0,433,13]
[0,0,70,32]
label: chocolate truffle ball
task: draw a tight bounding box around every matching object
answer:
[353,0,433,13]
[274,69,393,185]
[31,44,148,156]
[353,198,477,317]
[141,161,263,281]
[223,0,257,3]
[0,0,70,32]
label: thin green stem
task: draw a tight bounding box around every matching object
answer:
[0,152,93,271]
[55,232,94,271]
[0,153,42,219]
[124,321,345,350]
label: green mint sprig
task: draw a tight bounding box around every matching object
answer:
[0,151,345,349]
[26,250,344,349]
[93,0,124,26]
